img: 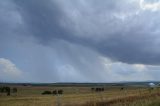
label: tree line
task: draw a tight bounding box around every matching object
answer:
[91,87,105,92]
[0,87,17,96]
[42,89,63,95]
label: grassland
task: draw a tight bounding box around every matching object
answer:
[0,84,160,106]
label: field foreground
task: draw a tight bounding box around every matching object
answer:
[0,84,160,106]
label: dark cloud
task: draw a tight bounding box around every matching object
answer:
[13,0,160,65]
[1,0,160,82]
[13,0,75,44]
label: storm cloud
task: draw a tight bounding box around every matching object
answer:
[1,0,160,82]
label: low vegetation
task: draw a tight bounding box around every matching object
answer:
[42,89,63,95]
[0,84,160,106]
[0,87,17,96]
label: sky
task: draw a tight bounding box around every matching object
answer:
[1,0,160,83]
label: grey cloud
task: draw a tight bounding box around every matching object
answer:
[56,0,160,65]
[13,0,73,44]
[12,0,160,65]
[1,0,160,82]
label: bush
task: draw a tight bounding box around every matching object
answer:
[42,91,52,95]
[3,87,11,96]
[42,89,64,95]
[0,87,2,93]
[95,87,104,92]
[12,88,17,93]
[120,87,124,90]
[58,90,63,94]
[91,88,95,91]
[6,87,10,96]
[52,90,57,95]
[0,87,11,96]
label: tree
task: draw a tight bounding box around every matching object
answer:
[120,87,124,90]
[4,87,11,96]
[0,87,3,95]
[0,87,2,93]
[12,88,17,93]
[58,90,63,95]
[91,88,95,91]
[41,91,52,95]
[52,90,57,95]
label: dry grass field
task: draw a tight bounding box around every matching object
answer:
[0,85,160,106]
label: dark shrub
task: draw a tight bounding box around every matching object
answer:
[96,88,99,92]
[42,91,52,95]
[58,90,63,94]
[0,87,2,93]
[52,90,57,95]
[0,87,11,96]
[120,87,124,90]
[12,88,17,93]
[4,87,10,96]
[0,87,6,93]
[94,87,104,92]
[91,88,95,91]
[1,87,5,92]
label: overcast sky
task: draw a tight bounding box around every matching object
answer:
[1,0,160,83]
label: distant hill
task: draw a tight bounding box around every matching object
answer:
[0,81,160,87]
